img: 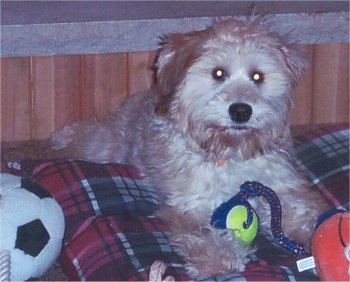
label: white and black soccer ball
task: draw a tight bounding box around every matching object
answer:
[0,173,65,281]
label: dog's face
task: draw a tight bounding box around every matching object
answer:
[155,19,307,162]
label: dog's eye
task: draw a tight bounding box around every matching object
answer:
[251,71,264,84]
[212,67,227,81]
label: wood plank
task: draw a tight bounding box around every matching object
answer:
[334,43,349,122]
[31,56,56,139]
[0,57,32,141]
[127,51,156,95]
[83,53,128,118]
[52,55,82,130]
[312,44,349,124]
[289,45,315,125]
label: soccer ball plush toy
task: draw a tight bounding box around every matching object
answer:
[0,173,65,281]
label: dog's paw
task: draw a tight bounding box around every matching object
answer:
[170,228,252,279]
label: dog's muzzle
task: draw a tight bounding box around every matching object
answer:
[228,103,252,123]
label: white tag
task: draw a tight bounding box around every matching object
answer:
[297,256,316,272]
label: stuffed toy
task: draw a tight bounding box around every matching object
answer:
[311,209,350,281]
[0,173,65,281]
[211,181,308,256]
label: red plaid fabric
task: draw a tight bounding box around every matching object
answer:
[28,160,188,281]
[14,123,348,281]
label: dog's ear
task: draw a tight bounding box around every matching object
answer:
[261,17,309,86]
[154,31,206,115]
[279,45,308,86]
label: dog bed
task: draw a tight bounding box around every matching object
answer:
[2,122,349,281]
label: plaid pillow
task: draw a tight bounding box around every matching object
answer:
[27,160,188,281]
[23,123,348,281]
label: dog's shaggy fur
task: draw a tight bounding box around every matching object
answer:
[51,19,330,279]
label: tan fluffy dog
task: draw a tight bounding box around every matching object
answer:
[52,19,329,278]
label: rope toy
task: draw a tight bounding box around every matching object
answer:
[211,181,309,256]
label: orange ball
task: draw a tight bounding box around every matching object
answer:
[311,212,350,281]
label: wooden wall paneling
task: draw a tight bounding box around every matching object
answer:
[1,43,348,142]
[82,53,128,118]
[127,51,156,95]
[312,43,349,124]
[1,57,32,141]
[289,44,315,125]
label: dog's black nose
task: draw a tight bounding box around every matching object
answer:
[228,103,252,123]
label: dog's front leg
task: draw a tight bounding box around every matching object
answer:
[279,188,331,250]
[157,207,253,279]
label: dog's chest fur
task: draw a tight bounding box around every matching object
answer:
[149,149,298,218]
